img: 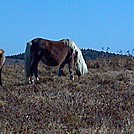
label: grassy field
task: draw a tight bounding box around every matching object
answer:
[0,56,134,134]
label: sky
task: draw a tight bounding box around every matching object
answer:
[0,0,134,56]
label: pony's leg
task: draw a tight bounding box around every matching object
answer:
[29,76,33,84]
[33,62,40,82]
[68,59,74,80]
[29,66,38,84]
[76,70,81,80]
[58,63,65,77]
[29,60,34,83]
[29,60,37,84]
[30,54,42,83]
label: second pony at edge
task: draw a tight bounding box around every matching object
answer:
[24,38,88,84]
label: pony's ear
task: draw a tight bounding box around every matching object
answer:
[0,49,4,55]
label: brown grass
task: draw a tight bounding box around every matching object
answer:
[0,57,134,134]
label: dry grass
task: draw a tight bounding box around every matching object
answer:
[0,57,134,134]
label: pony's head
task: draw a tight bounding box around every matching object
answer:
[68,40,88,76]
[0,49,5,69]
[75,49,88,76]
[0,49,4,58]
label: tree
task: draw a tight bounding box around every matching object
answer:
[126,50,130,56]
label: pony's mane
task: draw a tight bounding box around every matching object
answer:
[62,39,78,53]
[62,39,88,75]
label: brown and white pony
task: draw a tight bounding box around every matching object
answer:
[0,49,5,86]
[25,38,88,84]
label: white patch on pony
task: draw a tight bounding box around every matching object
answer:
[67,40,88,75]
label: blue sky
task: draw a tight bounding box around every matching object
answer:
[0,0,134,55]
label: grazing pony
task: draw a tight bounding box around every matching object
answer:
[0,49,5,86]
[25,38,88,84]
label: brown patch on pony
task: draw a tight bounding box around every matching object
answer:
[31,38,72,66]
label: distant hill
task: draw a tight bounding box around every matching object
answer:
[81,49,121,60]
[6,53,25,60]
[6,49,127,61]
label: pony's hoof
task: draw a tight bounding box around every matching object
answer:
[36,77,40,81]
[70,76,74,80]
[58,73,62,77]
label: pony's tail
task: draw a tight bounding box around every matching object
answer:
[24,42,32,84]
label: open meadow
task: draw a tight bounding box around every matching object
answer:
[0,56,134,134]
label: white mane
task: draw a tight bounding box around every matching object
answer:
[67,40,88,75]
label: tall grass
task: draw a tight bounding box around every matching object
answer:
[0,57,134,133]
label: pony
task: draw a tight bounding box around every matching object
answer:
[24,38,88,84]
[0,49,5,86]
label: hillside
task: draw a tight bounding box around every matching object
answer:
[0,56,134,133]
[6,49,127,61]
